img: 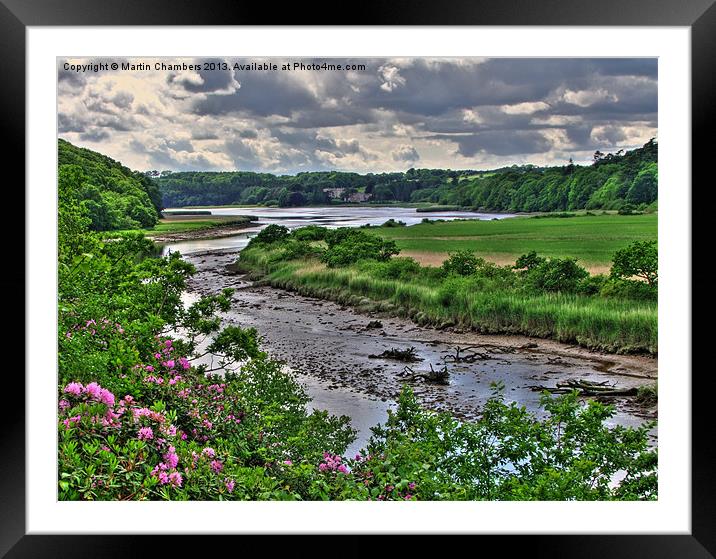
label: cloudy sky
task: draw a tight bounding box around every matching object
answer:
[58,57,657,174]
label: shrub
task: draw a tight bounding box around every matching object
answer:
[248,224,290,247]
[577,273,609,296]
[321,228,400,268]
[277,240,323,261]
[514,250,546,271]
[291,225,328,241]
[524,257,589,293]
[599,277,657,301]
[441,250,482,277]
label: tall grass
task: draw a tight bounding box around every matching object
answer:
[239,248,657,354]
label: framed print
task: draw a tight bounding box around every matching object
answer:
[6,0,714,556]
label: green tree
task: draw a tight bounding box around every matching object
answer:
[611,240,658,287]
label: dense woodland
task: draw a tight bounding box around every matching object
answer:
[58,138,657,231]
[156,139,657,212]
[59,139,162,231]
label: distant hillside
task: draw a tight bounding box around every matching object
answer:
[58,139,162,231]
[445,139,657,212]
[155,139,657,212]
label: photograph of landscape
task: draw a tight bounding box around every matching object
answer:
[57,56,658,501]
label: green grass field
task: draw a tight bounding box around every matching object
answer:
[104,215,255,237]
[374,214,657,271]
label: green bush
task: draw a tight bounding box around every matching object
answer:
[524,257,589,293]
[247,224,290,247]
[381,218,407,228]
[577,274,609,296]
[514,251,546,271]
[441,250,482,277]
[359,257,422,280]
[291,225,328,241]
[277,240,323,261]
[600,277,657,301]
[320,228,399,268]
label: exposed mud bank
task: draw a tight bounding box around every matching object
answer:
[182,248,657,444]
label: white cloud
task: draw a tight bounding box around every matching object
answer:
[500,101,550,115]
[563,88,618,107]
[378,64,406,92]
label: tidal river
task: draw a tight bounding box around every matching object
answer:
[161,206,657,457]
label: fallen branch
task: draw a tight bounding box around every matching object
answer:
[369,346,422,362]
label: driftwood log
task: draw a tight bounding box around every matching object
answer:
[400,363,450,385]
[527,378,638,397]
[368,346,422,362]
[442,345,491,363]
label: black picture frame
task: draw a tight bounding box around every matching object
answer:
[6,0,713,556]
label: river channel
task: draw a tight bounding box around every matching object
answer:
[160,206,658,457]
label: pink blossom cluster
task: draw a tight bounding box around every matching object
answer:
[140,339,193,388]
[64,318,125,340]
[60,382,122,429]
[63,381,115,407]
[318,452,349,474]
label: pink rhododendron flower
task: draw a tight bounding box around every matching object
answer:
[163,447,179,469]
[145,365,154,372]
[210,460,223,473]
[168,472,182,487]
[64,382,83,396]
[158,471,169,485]
[202,447,215,458]
[283,460,293,466]
[225,479,235,492]
[62,415,82,429]
[58,399,70,410]
[137,427,154,440]
[98,388,115,406]
[84,382,101,399]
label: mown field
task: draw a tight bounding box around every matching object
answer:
[373,213,657,272]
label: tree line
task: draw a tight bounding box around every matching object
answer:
[156,139,657,212]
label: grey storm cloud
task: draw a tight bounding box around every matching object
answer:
[392,145,420,162]
[442,131,553,158]
[58,57,658,173]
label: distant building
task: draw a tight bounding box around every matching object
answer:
[322,188,373,203]
[347,192,372,203]
[322,188,346,199]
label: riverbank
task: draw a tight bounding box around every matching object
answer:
[184,249,657,441]
[237,247,657,355]
[143,215,258,242]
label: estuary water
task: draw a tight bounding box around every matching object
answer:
[161,205,515,255]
